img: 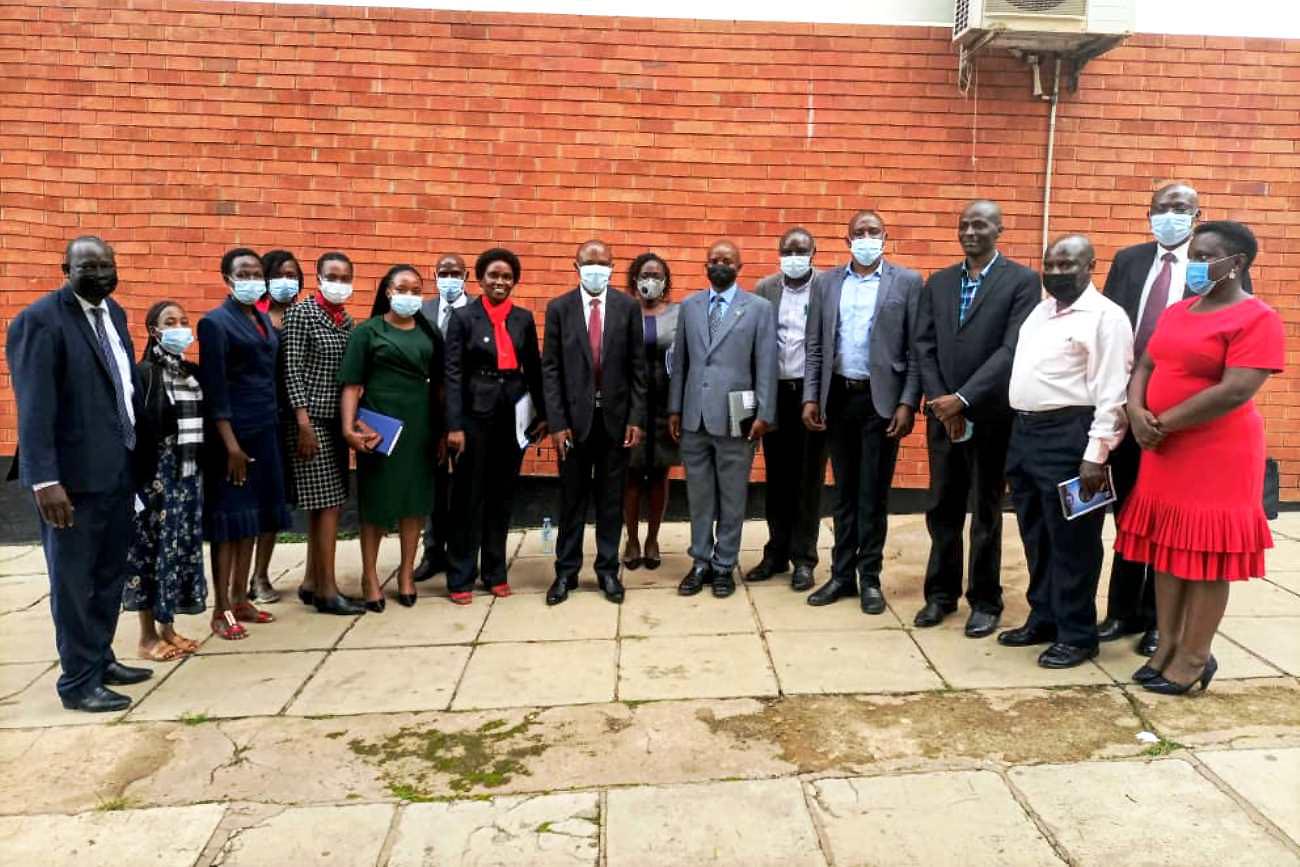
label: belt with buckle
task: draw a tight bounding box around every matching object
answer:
[778,379,804,392]
[832,374,870,392]
[1015,405,1093,420]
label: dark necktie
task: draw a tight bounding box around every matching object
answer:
[708,296,724,341]
[439,304,451,335]
[90,307,136,450]
[1134,252,1175,358]
[588,298,602,389]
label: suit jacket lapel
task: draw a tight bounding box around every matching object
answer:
[61,286,113,382]
[872,261,895,318]
[958,257,1005,331]
[571,290,594,371]
[707,291,747,356]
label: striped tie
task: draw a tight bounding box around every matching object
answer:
[89,307,136,451]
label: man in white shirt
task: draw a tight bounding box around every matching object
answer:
[998,234,1134,669]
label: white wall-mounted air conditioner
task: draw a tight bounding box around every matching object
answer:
[954,0,1135,54]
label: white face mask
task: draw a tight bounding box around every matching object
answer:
[267,277,299,303]
[231,279,266,305]
[637,277,665,300]
[389,292,422,318]
[850,237,884,266]
[578,264,612,295]
[1150,212,1194,248]
[779,255,812,279]
[319,280,353,305]
[437,276,465,302]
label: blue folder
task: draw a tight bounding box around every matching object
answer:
[356,408,404,456]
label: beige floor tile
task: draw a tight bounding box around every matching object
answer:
[0,661,52,699]
[0,607,57,663]
[910,628,1112,689]
[126,651,324,721]
[749,583,903,631]
[1223,578,1300,617]
[338,596,490,648]
[286,646,471,716]
[0,663,178,729]
[110,611,215,663]
[452,640,616,710]
[504,556,561,594]
[389,793,600,867]
[0,804,226,866]
[810,771,1060,866]
[766,629,944,694]
[0,547,48,578]
[479,592,619,643]
[606,779,826,867]
[261,540,308,583]
[1010,759,1296,866]
[1095,634,1283,683]
[1268,571,1300,595]
[620,555,695,590]
[0,575,47,614]
[1217,616,1300,675]
[216,803,393,867]
[738,518,834,552]
[618,634,778,702]
[515,526,587,558]
[1198,747,1300,845]
[198,598,356,655]
[328,536,404,589]
[619,587,756,637]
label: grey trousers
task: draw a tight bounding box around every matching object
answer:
[680,428,756,572]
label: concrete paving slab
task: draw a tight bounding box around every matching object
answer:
[750,582,903,631]
[619,554,696,590]
[618,586,756,637]
[452,640,617,710]
[606,779,826,867]
[0,662,178,729]
[110,611,215,663]
[618,634,778,702]
[0,803,226,866]
[1131,677,1300,748]
[329,537,403,588]
[1268,572,1300,595]
[1217,617,1300,674]
[126,651,324,721]
[0,660,52,700]
[1198,747,1300,845]
[1013,758,1298,866]
[479,592,619,643]
[739,518,833,552]
[910,627,1112,689]
[286,646,471,716]
[765,629,944,694]
[1223,578,1300,617]
[0,547,47,577]
[197,598,356,655]
[338,595,490,648]
[0,606,57,663]
[388,793,600,867]
[261,540,307,583]
[0,575,46,614]
[213,803,393,867]
[1095,634,1284,683]
[505,556,565,594]
[515,527,595,559]
[810,771,1062,866]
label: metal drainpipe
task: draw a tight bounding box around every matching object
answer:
[1041,56,1062,254]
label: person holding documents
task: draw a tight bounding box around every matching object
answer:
[541,239,648,606]
[999,234,1133,669]
[444,248,546,604]
[668,240,777,599]
[339,265,443,610]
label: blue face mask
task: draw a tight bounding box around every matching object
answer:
[850,236,884,266]
[268,277,299,303]
[1185,256,1233,296]
[158,327,193,355]
[389,292,422,318]
[231,279,266,305]
[1150,212,1194,248]
[437,276,465,302]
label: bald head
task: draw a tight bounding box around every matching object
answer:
[958,200,1003,261]
[435,253,466,278]
[576,239,612,266]
[705,239,742,288]
[64,235,112,264]
[1047,233,1095,263]
[707,239,741,267]
[962,200,1002,226]
[1151,182,1198,212]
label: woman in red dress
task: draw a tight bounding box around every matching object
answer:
[1115,221,1285,694]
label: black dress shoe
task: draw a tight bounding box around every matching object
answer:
[807,577,857,607]
[1132,664,1162,684]
[104,661,152,686]
[1142,655,1217,695]
[397,593,417,608]
[1037,642,1099,669]
[964,610,1000,638]
[679,564,712,596]
[365,598,386,613]
[547,575,578,606]
[297,586,315,607]
[61,686,131,713]
[1096,616,1146,642]
[913,600,957,628]
[997,622,1057,647]
[412,555,448,583]
[599,574,626,604]
[315,594,366,615]
[744,560,786,582]
[790,565,815,592]
[713,567,737,598]
[860,584,886,615]
[1137,628,1159,657]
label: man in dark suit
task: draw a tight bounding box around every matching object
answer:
[913,200,1040,638]
[5,236,153,712]
[542,239,648,605]
[1097,182,1251,657]
[747,227,826,592]
[802,210,922,614]
[413,252,470,583]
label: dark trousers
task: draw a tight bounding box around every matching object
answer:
[39,473,133,699]
[1006,409,1104,648]
[420,459,452,565]
[556,409,629,581]
[446,399,525,593]
[1104,433,1155,626]
[760,380,828,569]
[826,378,897,586]
[922,413,1011,614]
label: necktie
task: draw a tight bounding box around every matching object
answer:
[588,297,602,389]
[1134,252,1175,358]
[708,296,724,341]
[90,307,136,451]
[439,304,451,335]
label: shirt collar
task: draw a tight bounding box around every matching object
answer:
[1158,239,1190,263]
[962,250,1000,281]
[843,261,883,280]
[74,292,107,314]
[709,285,738,305]
[1050,282,1102,315]
[582,287,608,307]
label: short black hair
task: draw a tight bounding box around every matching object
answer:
[369,264,422,319]
[625,252,672,300]
[779,226,815,251]
[64,235,112,262]
[262,249,301,282]
[1194,220,1258,268]
[140,298,182,360]
[475,247,521,282]
[316,250,353,278]
[221,247,261,278]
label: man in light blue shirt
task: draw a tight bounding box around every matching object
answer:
[834,264,880,380]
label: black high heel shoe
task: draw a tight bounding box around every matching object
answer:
[315,594,366,616]
[398,593,417,608]
[1141,655,1217,695]
[1131,664,1162,684]
[364,597,386,613]
[297,586,315,607]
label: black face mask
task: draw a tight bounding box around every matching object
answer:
[1042,272,1086,305]
[707,263,737,290]
[70,271,118,304]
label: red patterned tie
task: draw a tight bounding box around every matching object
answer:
[1134,252,1174,358]
[589,298,602,389]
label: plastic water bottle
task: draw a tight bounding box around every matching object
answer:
[540,517,554,555]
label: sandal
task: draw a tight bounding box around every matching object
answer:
[449,592,473,605]
[138,640,184,662]
[165,632,200,654]
[232,601,275,624]
[211,611,248,640]
[489,583,512,599]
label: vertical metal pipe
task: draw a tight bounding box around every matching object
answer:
[1041,56,1061,254]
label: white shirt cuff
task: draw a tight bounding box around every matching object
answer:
[32,481,58,492]
[1083,440,1110,465]
[954,392,970,407]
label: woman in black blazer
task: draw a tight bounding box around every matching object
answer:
[444,248,546,603]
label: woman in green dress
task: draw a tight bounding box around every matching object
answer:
[338,265,443,610]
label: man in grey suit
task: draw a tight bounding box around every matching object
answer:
[802,210,922,614]
[668,240,778,599]
[413,253,470,583]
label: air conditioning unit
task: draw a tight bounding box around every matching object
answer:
[954,0,1134,54]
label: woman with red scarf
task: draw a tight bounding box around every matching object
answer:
[444,248,547,603]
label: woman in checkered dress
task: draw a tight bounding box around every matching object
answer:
[282,251,366,616]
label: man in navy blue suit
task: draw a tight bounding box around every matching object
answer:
[6,236,153,712]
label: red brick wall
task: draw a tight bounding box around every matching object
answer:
[2,0,1297,497]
